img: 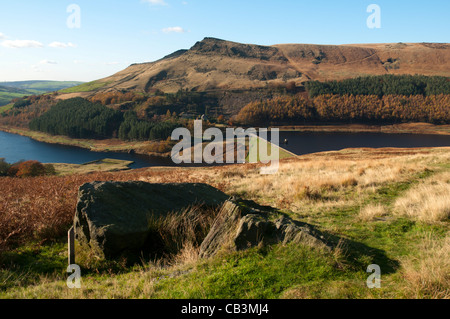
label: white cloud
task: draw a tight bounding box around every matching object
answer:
[1,39,44,49]
[142,0,168,5]
[49,41,77,48]
[32,66,43,73]
[162,26,186,33]
[0,33,6,40]
[40,60,58,65]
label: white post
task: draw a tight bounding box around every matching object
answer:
[68,226,75,265]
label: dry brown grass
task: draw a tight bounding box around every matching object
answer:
[400,233,450,299]
[358,204,388,222]
[394,171,450,222]
[224,149,436,211]
[51,159,133,175]
[148,205,218,263]
[0,147,448,255]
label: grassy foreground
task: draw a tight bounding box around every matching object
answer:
[0,147,448,299]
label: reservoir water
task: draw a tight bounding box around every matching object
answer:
[0,130,175,169]
[278,131,450,156]
[0,130,449,169]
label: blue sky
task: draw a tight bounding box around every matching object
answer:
[0,0,448,82]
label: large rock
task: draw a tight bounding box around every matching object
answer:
[199,198,330,258]
[74,181,228,259]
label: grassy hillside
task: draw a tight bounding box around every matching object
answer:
[60,38,449,96]
[58,80,110,94]
[0,147,448,299]
[50,39,449,119]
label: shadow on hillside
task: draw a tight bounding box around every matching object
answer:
[321,233,400,275]
[214,198,400,275]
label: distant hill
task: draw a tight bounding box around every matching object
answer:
[0,86,30,107]
[0,81,83,106]
[1,81,84,92]
[59,38,450,97]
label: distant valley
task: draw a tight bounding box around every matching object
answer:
[0,81,83,106]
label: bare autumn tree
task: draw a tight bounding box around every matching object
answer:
[236,95,314,125]
[10,161,46,178]
[237,94,449,125]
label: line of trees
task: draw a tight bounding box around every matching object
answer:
[29,98,124,139]
[117,111,181,141]
[234,96,315,126]
[236,94,450,125]
[305,75,450,98]
[314,94,449,123]
[28,98,185,141]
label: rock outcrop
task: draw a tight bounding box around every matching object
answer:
[199,197,330,259]
[74,181,228,259]
[74,182,330,262]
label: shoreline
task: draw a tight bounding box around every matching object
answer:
[0,125,172,159]
[1,123,449,160]
[273,123,450,136]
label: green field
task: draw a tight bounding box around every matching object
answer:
[1,81,83,92]
[58,80,110,94]
[0,85,30,106]
[0,81,83,106]
[0,93,24,106]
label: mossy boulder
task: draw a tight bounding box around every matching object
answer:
[74,181,228,260]
[199,197,330,258]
